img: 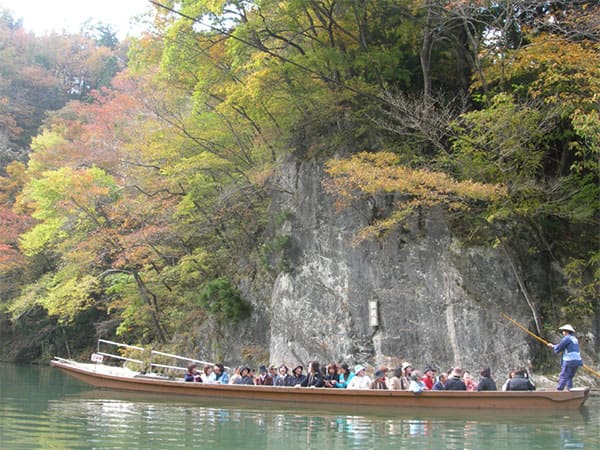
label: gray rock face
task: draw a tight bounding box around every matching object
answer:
[266,159,540,379]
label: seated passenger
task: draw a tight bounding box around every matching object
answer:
[255,365,273,385]
[476,367,497,391]
[184,363,202,382]
[505,367,536,391]
[445,367,467,390]
[408,371,426,393]
[323,363,339,388]
[302,361,324,387]
[388,367,404,390]
[432,372,448,390]
[370,369,388,390]
[421,366,436,390]
[462,370,477,391]
[274,365,290,386]
[268,365,278,382]
[334,363,355,388]
[289,365,307,386]
[213,363,229,384]
[347,364,371,389]
[201,365,216,383]
[229,366,242,384]
[238,366,255,385]
[400,362,413,390]
[501,369,516,391]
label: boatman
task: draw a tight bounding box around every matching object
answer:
[547,324,583,391]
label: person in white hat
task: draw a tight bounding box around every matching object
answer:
[547,324,583,391]
[347,364,371,389]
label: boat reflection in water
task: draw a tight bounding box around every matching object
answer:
[43,389,596,450]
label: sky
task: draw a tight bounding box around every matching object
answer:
[0,0,153,37]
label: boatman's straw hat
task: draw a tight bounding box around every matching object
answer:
[559,324,576,333]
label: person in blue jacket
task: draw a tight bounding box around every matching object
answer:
[334,363,355,388]
[547,324,583,391]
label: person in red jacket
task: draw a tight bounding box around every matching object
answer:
[421,366,436,390]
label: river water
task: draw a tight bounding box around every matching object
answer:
[0,362,597,449]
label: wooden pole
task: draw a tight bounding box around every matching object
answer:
[500,313,551,345]
[500,313,600,379]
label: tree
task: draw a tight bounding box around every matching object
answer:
[0,11,126,171]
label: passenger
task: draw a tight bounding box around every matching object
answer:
[289,365,307,387]
[504,367,536,391]
[445,367,467,390]
[432,372,448,390]
[323,363,339,388]
[334,363,355,388]
[388,367,404,390]
[462,370,477,391]
[370,369,388,390]
[201,365,216,383]
[400,362,413,389]
[408,371,426,393]
[255,365,273,385]
[347,364,371,389]
[302,361,324,387]
[476,367,497,391]
[237,366,254,385]
[268,365,278,382]
[376,365,390,382]
[274,365,290,386]
[184,363,202,382]
[547,324,583,391]
[501,369,516,391]
[421,366,436,390]
[229,366,242,384]
[213,363,229,384]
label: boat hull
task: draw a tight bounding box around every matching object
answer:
[51,359,589,410]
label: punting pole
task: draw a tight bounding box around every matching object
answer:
[500,312,600,379]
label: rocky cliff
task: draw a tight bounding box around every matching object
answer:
[261,158,596,384]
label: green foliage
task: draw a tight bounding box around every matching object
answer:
[450,94,548,185]
[9,272,98,324]
[260,234,297,273]
[563,254,600,318]
[570,109,600,174]
[273,209,294,228]
[19,166,118,255]
[198,277,252,325]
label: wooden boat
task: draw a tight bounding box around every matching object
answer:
[51,357,590,410]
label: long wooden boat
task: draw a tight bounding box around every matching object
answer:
[51,357,590,410]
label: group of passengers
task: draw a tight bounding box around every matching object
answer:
[184,360,537,392]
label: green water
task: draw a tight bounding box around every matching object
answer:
[0,362,597,449]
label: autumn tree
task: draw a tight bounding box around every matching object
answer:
[0,10,127,173]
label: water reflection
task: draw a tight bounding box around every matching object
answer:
[560,427,585,449]
[43,394,597,450]
[0,363,598,450]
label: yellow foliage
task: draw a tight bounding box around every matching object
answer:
[479,34,600,108]
[325,151,506,241]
